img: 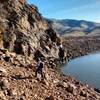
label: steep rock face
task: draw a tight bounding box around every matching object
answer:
[0,0,61,59]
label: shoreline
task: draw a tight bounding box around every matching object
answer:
[60,52,100,90]
[59,36,100,90]
[63,36,100,60]
[68,50,100,61]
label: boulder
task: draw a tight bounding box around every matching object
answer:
[80,90,87,97]
[0,78,9,90]
[0,67,7,77]
[45,95,54,100]
[66,84,75,94]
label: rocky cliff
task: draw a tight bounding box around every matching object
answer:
[0,0,61,60]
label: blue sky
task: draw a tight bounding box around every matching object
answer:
[28,0,100,22]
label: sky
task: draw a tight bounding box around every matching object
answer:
[28,0,100,22]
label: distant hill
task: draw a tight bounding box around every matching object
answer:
[46,19,100,36]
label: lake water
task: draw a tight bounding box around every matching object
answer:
[61,53,100,89]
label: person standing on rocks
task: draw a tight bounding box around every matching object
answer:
[35,58,44,79]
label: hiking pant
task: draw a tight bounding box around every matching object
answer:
[35,68,44,78]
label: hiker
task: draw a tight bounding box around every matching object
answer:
[35,58,44,79]
[58,45,65,63]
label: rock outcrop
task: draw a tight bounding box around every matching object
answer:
[0,0,61,60]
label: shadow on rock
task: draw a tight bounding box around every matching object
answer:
[11,75,32,80]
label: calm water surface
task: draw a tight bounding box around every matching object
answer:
[61,53,100,89]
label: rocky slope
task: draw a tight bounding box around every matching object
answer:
[0,0,100,100]
[46,19,100,36]
[0,50,100,100]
